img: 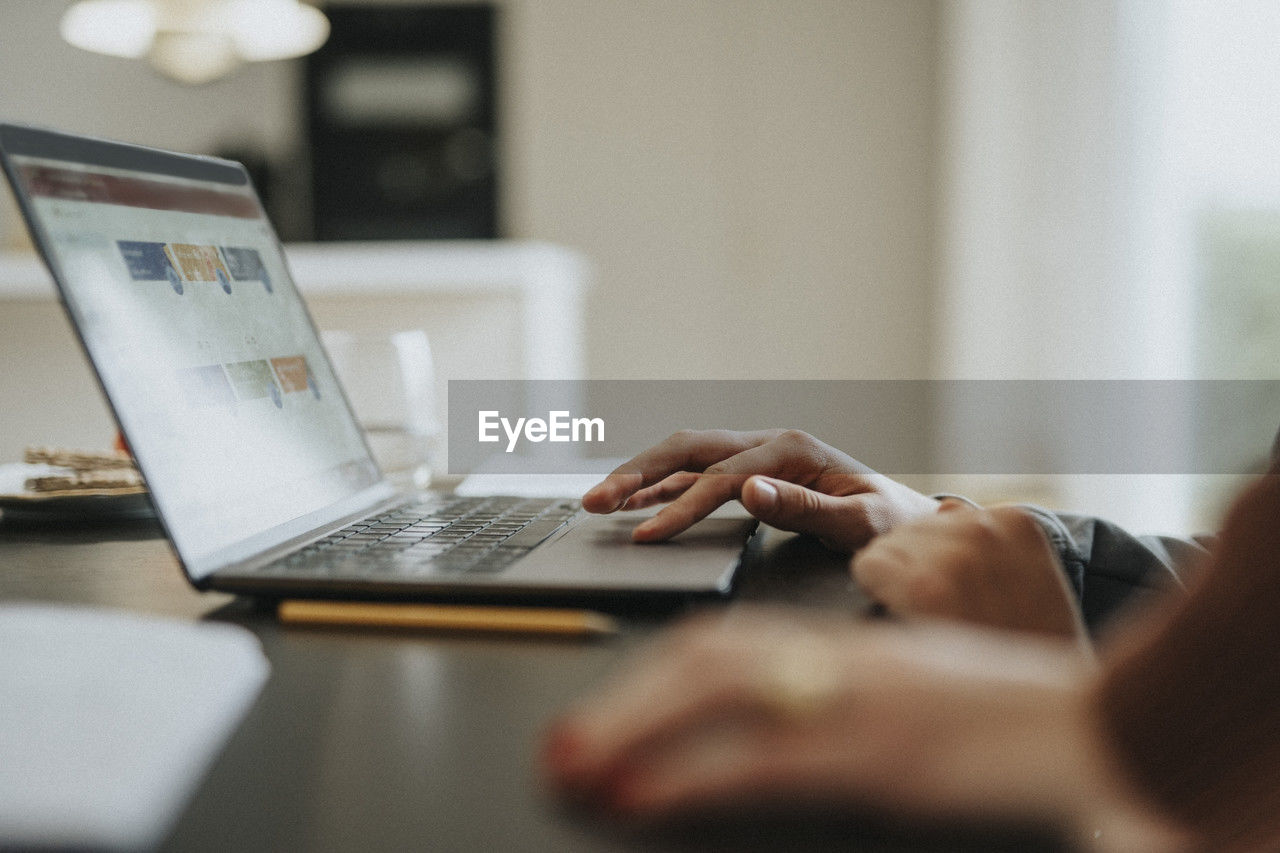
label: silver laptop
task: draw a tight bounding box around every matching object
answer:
[0,123,756,604]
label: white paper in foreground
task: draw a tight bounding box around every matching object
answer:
[0,604,269,850]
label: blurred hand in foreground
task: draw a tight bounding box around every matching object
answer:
[581,429,938,549]
[541,610,1188,852]
[852,500,1086,642]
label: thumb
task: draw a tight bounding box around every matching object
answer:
[741,476,864,549]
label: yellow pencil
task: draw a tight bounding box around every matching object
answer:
[277,599,619,638]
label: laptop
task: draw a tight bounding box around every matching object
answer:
[0,123,757,605]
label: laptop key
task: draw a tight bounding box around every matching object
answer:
[368,541,414,552]
[261,493,584,579]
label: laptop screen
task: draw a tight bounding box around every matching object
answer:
[0,127,388,580]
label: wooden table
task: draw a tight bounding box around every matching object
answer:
[0,515,1062,852]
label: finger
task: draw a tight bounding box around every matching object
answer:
[849,536,919,611]
[548,668,745,788]
[629,438,812,542]
[849,544,891,599]
[631,475,743,542]
[608,723,787,817]
[740,476,873,550]
[853,527,979,621]
[581,469,644,514]
[608,724,848,818]
[550,675,764,799]
[582,430,779,513]
[545,617,779,791]
[620,471,701,511]
[600,632,883,818]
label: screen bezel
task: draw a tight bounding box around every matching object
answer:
[0,123,395,584]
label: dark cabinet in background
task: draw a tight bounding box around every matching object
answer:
[307,4,499,241]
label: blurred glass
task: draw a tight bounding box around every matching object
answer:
[321,329,440,489]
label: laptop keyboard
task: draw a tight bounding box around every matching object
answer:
[261,496,582,578]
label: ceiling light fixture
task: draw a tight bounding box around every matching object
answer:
[60,0,330,85]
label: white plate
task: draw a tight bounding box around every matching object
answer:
[0,463,154,521]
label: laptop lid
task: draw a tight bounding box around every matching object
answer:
[0,124,394,582]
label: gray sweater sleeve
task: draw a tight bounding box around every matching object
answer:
[1020,428,1271,634]
[1020,506,1213,634]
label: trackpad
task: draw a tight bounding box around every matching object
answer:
[505,515,758,593]
[574,517,758,547]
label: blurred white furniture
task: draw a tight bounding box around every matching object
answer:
[0,241,589,462]
[289,242,587,380]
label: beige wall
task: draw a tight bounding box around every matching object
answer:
[0,1,939,455]
[0,3,301,161]
[0,302,114,457]
[503,0,938,380]
[0,0,301,250]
